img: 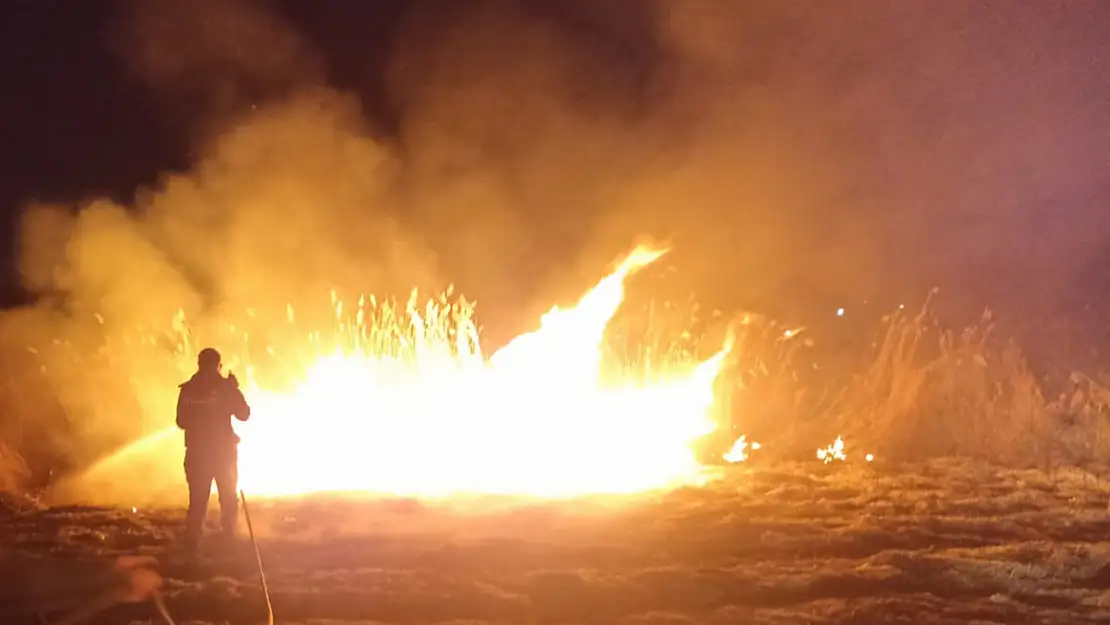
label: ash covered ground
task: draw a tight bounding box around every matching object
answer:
[6,460,1110,624]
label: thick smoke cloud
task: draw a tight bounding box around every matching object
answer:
[109,0,324,138]
[5,0,1109,476]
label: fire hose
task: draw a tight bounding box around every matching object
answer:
[241,488,275,625]
[46,489,272,625]
[231,369,272,624]
[145,487,272,625]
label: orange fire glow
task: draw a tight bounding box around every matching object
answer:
[236,245,732,497]
[73,245,737,501]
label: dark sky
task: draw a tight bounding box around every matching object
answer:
[0,1,422,270]
[0,0,407,281]
[1,0,1109,347]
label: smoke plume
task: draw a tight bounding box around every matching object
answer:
[5,0,1108,477]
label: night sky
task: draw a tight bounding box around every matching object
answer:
[1,1,1109,353]
[0,0,411,292]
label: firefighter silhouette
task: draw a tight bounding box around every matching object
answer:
[175,347,250,548]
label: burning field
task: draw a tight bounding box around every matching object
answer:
[53,244,735,505]
[4,244,1110,625]
[9,183,1110,625]
[4,2,1110,624]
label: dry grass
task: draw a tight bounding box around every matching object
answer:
[0,437,30,493]
[725,294,1110,467]
[0,312,193,481]
[0,287,1109,491]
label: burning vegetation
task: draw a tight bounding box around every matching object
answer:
[222,245,731,498]
[20,254,1110,507]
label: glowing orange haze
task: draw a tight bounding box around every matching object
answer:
[73,245,737,501]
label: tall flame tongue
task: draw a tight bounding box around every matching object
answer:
[232,245,729,498]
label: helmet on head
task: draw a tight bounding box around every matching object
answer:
[197,347,222,371]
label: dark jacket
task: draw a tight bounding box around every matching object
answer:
[176,372,251,451]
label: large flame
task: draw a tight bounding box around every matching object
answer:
[65,245,734,502]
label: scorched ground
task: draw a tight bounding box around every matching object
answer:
[7,460,1110,624]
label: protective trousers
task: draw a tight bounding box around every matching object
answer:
[184,445,239,544]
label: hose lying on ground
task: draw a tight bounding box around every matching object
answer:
[37,555,173,625]
[241,488,275,625]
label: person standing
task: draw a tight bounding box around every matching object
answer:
[176,347,250,550]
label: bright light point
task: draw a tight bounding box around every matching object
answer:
[131,507,137,513]
[780,326,804,340]
[817,436,847,464]
[865,453,874,462]
[751,442,762,450]
[836,307,845,317]
[723,435,757,463]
